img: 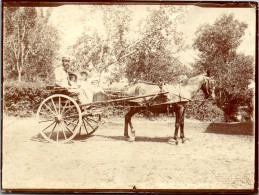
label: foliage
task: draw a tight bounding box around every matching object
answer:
[193,13,254,121]
[69,5,132,82]
[3,81,51,117]
[185,101,224,122]
[125,5,190,83]
[3,6,60,83]
[70,5,191,84]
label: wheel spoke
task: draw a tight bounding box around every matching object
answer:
[48,122,58,138]
[85,119,94,130]
[63,121,74,134]
[43,103,56,116]
[82,118,89,134]
[86,117,99,124]
[57,125,59,141]
[64,120,79,126]
[59,96,61,115]
[61,100,70,115]
[73,119,79,131]
[39,119,54,123]
[63,104,76,116]
[63,113,79,119]
[51,98,58,115]
[61,122,67,140]
[41,121,56,132]
[39,111,55,118]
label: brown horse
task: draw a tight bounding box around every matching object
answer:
[123,73,215,144]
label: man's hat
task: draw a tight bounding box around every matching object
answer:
[80,70,89,76]
[90,77,100,83]
[68,72,78,78]
[62,56,70,61]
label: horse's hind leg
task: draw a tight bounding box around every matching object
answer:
[124,109,131,138]
[179,107,186,143]
[124,107,140,141]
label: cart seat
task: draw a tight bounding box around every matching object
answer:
[46,85,67,90]
[45,85,75,97]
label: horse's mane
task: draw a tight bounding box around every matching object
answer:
[133,81,158,86]
[130,74,204,88]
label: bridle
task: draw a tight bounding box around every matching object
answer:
[201,76,215,100]
[195,75,215,108]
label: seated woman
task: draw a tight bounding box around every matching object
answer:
[89,77,104,93]
[78,70,94,103]
[69,72,80,88]
[79,71,91,86]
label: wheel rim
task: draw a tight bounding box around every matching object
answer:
[79,113,101,137]
[37,94,82,143]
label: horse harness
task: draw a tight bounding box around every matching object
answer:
[123,75,212,110]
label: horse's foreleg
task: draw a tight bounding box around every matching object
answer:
[124,109,132,138]
[128,117,134,138]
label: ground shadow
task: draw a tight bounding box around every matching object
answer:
[135,136,171,142]
[31,133,49,143]
[96,135,171,143]
[31,133,94,143]
[205,121,254,136]
[73,134,94,141]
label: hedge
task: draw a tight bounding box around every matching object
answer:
[185,100,224,122]
[3,81,52,117]
[3,81,225,122]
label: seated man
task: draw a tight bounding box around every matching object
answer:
[54,57,91,104]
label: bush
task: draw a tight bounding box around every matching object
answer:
[185,100,224,122]
[3,81,52,117]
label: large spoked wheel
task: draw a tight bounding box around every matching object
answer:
[36,94,82,143]
[78,108,101,137]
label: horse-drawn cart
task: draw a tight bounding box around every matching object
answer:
[36,85,168,143]
[37,74,214,144]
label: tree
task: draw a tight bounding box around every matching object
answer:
[70,5,132,82]
[3,7,60,83]
[193,14,254,121]
[125,5,189,83]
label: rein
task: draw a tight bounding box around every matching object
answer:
[165,91,213,110]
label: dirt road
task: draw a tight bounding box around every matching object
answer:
[2,116,255,190]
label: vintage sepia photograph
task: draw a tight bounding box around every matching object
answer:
[1,1,257,193]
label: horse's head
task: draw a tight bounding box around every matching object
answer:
[201,75,216,100]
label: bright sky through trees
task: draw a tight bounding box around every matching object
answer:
[49,4,255,65]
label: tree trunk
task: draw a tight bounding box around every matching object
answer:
[18,70,22,83]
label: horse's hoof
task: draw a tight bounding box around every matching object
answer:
[181,138,188,143]
[168,138,178,145]
[126,137,135,142]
